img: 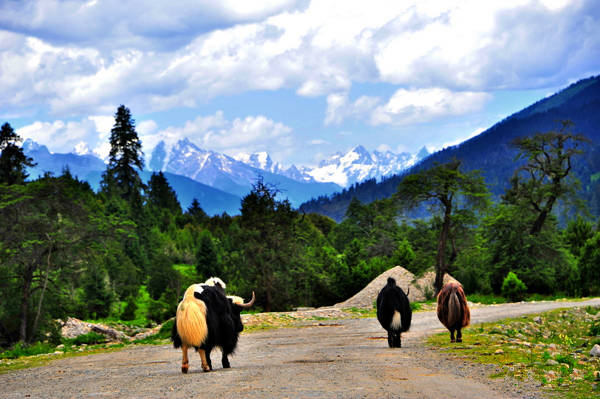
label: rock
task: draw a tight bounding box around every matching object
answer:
[533,316,542,324]
[494,349,504,354]
[61,317,91,338]
[546,359,559,366]
[60,317,130,342]
[132,325,162,340]
[548,343,558,352]
[590,344,600,357]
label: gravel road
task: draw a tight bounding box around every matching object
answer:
[2,298,599,399]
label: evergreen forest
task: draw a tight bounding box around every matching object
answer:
[1,106,599,350]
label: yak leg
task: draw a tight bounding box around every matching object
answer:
[181,344,190,374]
[456,329,462,343]
[387,331,394,348]
[205,347,213,370]
[450,329,456,343]
[396,332,402,348]
[198,349,211,372]
[222,351,231,368]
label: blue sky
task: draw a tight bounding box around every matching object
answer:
[1,0,599,167]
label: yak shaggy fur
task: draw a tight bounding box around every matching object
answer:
[175,284,209,347]
[376,277,412,348]
[436,280,471,342]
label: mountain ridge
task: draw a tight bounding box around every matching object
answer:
[300,75,600,221]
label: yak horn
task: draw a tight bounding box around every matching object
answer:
[238,291,256,308]
[406,287,410,296]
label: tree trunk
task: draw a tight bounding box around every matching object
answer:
[19,285,30,343]
[434,204,452,295]
[32,246,52,339]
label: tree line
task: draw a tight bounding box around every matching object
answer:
[1,107,599,348]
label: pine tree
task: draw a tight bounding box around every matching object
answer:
[196,230,219,278]
[101,106,144,201]
[148,171,181,213]
[0,122,35,185]
[186,198,208,223]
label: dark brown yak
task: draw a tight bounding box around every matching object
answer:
[436,281,470,342]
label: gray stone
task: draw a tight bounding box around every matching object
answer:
[590,344,600,357]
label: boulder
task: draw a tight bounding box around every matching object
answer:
[60,317,130,342]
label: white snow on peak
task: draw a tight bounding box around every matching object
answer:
[150,137,429,189]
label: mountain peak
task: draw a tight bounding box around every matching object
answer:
[416,146,430,160]
[23,138,49,154]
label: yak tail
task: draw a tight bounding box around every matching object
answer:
[175,299,208,347]
[457,286,471,328]
[447,291,460,328]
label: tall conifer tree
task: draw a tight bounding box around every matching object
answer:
[0,122,35,185]
[101,105,144,201]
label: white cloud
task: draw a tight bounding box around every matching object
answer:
[139,111,294,159]
[370,88,492,126]
[325,93,380,125]
[0,0,598,121]
[16,117,107,156]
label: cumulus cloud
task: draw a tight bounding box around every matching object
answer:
[325,88,490,126]
[1,0,599,122]
[370,88,492,126]
[16,117,110,158]
[139,111,294,158]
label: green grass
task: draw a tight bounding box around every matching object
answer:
[427,306,600,398]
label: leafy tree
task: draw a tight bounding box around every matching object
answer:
[195,230,219,279]
[563,216,595,257]
[579,232,600,295]
[0,175,116,343]
[147,254,175,300]
[390,239,416,268]
[237,177,298,311]
[504,120,589,234]
[100,105,144,202]
[501,272,527,302]
[484,204,578,295]
[0,122,35,185]
[81,266,113,319]
[396,159,489,293]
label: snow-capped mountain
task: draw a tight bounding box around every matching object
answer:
[148,139,342,206]
[233,152,316,183]
[236,145,428,187]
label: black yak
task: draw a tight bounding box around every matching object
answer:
[171,282,255,373]
[436,280,470,343]
[376,277,412,348]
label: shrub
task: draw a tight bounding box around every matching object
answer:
[63,332,107,346]
[121,296,137,321]
[0,341,55,359]
[590,321,600,337]
[501,271,527,302]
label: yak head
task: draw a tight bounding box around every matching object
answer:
[227,292,256,332]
